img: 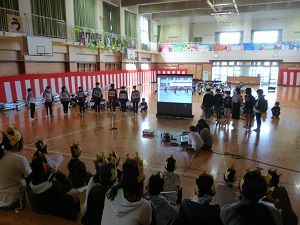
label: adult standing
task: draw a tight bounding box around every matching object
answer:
[131,85,140,115]
[108,84,118,114]
[92,82,102,114]
[0,126,31,210]
[243,88,256,129]
[254,89,265,132]
[60,86,71,117]
[43,86,54,117]
[202,89,214,121]
[119,86,128,115]
[213,89,223,122]
[231,87,242,125]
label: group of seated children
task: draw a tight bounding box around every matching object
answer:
[187,119,214,152]
[0,126,297,225]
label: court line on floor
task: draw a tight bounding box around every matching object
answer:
[23,115,131,147]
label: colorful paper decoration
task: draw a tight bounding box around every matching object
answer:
[7,14,23,33]
[74,28,136,53]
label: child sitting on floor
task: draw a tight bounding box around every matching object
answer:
[140,98,148,112]
[162,155,182,204]
[68,143,92,187]
[271,102,281,119]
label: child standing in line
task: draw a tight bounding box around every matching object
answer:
[140,98,148,112]
[223,91,232,123]
[131,85,140,115]
[60,86,71,117]
[27,88,35,120]
[77,87,85,115]
[92,82,102,114]
[108,84,118,114]
[68,143,92,188]
[271,102,281,119]
[42,86,54,118]
[119,86,128,115]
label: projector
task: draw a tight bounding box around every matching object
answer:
[143,129,155,136]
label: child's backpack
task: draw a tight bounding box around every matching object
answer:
[261,97,268,112]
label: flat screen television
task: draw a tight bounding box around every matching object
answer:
[157,75,193,104]
[156,74,194,118]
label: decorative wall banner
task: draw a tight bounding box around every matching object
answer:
[159,44,213,53]
[74,28,135,54]
[160,41,300,52]
[0,68,188,102]
[6,14,23,33]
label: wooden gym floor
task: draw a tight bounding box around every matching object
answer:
[0,84,299,222]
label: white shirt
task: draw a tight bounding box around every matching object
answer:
[0,151,31,207]
[101,188,152,225]
[188,132,204,150]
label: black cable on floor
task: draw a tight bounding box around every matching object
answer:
[209,149,300,174]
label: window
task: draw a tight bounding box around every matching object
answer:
[219,32,241,44]
[140,17,149,45]
[125,11,137,38]
[31,0,66,38]
[212,61,279,84]
[103,1,120,34]
[253,30,280,43]
[126,63,136,70]
[193,37,202,43]
[141,63,150,70]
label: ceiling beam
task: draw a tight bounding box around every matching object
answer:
[139,0,300,14]
[139,1,209,14]
[122,0,300,8]
[151,1,300,19]
[121,0,195,7]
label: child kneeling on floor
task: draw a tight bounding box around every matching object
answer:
[271,102,281,119]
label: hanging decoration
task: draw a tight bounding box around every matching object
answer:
[74,28,136,54]
[7,14,23,33]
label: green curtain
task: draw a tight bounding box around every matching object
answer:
[103,1,110,32]
[103,1,120,34]
[31,0,66,37]
[74,0,96,41]
[0,0,19,10]
[125,11,136,38]
[0,0,19,32]
[74,0,96,29]
[110,4,120,34]
[157,25,161,43]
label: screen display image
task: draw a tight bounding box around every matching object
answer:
[180,134,189,143]
[157,75,193,103]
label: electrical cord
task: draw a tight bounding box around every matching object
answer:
[209,149,300,174]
